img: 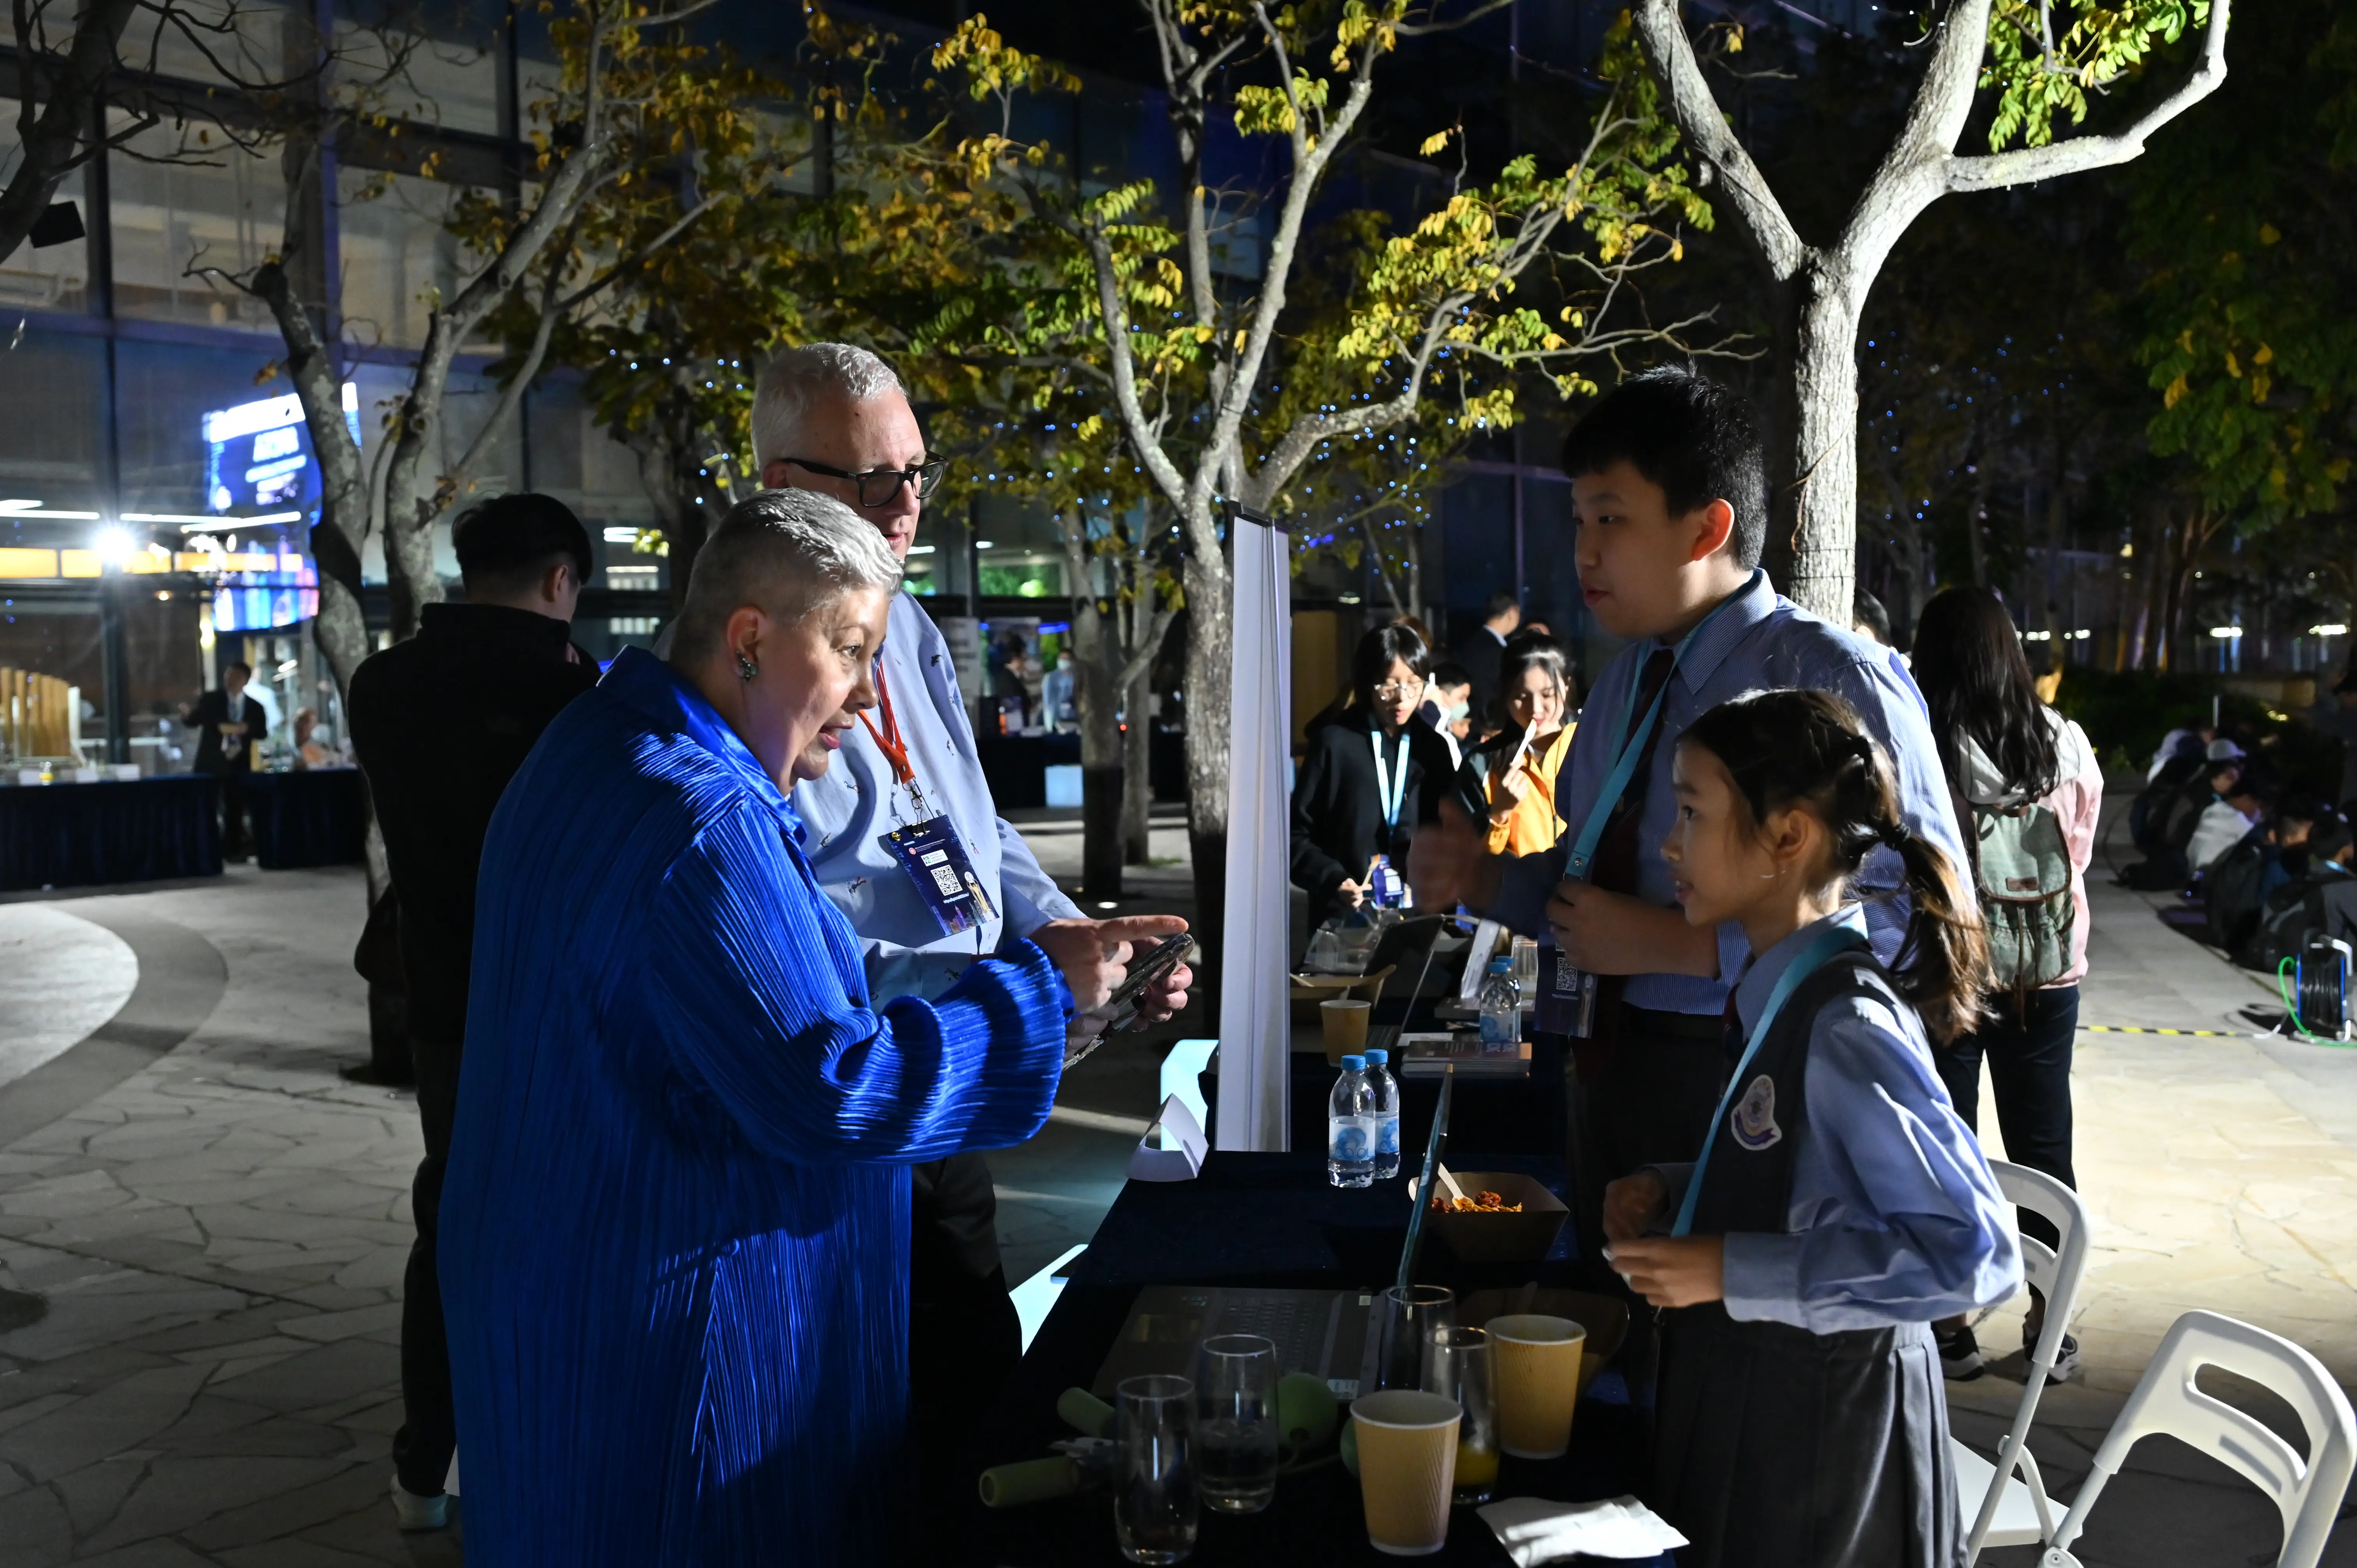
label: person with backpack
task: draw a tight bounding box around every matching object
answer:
[1906,587,2102,1383]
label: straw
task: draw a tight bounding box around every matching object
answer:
[1396,1067,1455,1293]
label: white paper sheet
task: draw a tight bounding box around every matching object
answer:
[1477,1496,1689,1564]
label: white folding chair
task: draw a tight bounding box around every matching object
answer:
[1954,1160,2092,1562]
[2039,1309,2355,1568]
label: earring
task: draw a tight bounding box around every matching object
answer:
[736,652,758,682]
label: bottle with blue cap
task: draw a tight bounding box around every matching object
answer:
[1327,1054,1375,1188]
[1362,1048,1401,1180]
[1478,955,1522,1051]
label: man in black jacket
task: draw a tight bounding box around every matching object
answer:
[184,661,267,857]
[1455,589,1521,733]
[348,493,600,1531]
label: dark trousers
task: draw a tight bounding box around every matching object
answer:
[394,1035,461,1496]
[1565,1005,1730,1443]
[217,768,252,857]
[1564,1006,1731,1260]
[907,1153,1021,1477]
[1933,985,2078,1256]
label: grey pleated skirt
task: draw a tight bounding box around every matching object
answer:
[1653,1303,1963,1568]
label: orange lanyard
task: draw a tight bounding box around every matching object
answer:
[857,661,932,813]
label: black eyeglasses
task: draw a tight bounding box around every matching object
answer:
[781,456,947,508]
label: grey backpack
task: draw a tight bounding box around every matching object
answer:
[1970,802,2076,990]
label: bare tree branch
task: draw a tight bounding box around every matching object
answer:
[1944,0,2231,192]
[1628,0,1805,279]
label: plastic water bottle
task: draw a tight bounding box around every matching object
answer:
[1327,1054,1375,1188]
[1479,957,1522,1052]
[1362,1048,1402,1181]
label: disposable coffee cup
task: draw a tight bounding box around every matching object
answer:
[1322,999,1372,1066]
[1487,1314,1585,1459]
[1351,1389,1460,1556]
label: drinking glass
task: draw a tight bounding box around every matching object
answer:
[1305,927,1346,974]
[1193,1333,1281,1514]
[1511,935,1540,996]
[1115,1375,1198,1564]
[1423,1325,1500,1506]
[1372,1284,1456,1394]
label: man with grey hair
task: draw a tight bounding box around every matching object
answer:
[754,343,1193,1499]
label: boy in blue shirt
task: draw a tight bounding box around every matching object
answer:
[1411,369,1970,1263]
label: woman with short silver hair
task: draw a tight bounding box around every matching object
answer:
[438,488,1168,1564]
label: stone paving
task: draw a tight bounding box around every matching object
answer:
[0,800,2350,1563]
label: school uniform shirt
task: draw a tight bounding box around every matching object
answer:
[1650,907,2021,1334]
[791,591,1084,1003]
[1954,708,2102,987]
[1492,571,1972,1015]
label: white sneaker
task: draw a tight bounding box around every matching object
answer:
[392,1476,449,1532]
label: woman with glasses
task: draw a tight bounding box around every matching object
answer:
[1459,638,1580,857]
[1291,621,1455,928]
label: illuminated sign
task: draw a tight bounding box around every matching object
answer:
[201,384,362,515]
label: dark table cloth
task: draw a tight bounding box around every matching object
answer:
[0,775,220,892]
[975,731,1082,809]
[954,1150,1670,1567]
[245,768,369,869]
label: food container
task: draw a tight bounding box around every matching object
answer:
[1405,1171,1570,1264]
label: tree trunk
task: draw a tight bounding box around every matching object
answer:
[1122,663,1154,865]
[1769,265,1862,621]
[1069,579,1125,903]
[1181,534,1232,1001]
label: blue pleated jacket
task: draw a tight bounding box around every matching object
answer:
[441,648,1072,1565]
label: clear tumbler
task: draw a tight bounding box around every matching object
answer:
[1372,1284,1456,1393]
[1423,1324,1500,1506]
[1114,1373,1198,1564]
[1193,1333,1280,1514]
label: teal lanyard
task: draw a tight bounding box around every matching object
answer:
[1562,570,1764,881]
[1371,728,1410,832]
[1669,922,1868,1238]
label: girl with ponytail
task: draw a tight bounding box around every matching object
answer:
[1599,688,2020,1568]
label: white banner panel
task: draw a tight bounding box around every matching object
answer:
[1216,506,1293,1152]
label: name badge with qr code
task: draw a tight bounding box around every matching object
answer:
[878,817,998,938]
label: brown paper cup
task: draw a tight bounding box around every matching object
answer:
[1487,1314,1585,1459]
[1322,999,1371,1066]
[1351,1389,1460,1556]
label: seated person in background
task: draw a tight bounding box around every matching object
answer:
[292,707,334,769]
[2257,800,2324,906]
[2130,734,2236,856]
[2206,798,2313,956]
[1459,639,1580,858]
[1291,621,1455,928]
[2240,819,2357,971]
[2145,722,2215,781]
[2186,776,2269,881]
[2121,747,2246,889]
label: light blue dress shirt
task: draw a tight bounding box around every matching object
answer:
[792,591,1085,1002]
[1492,572,1972,1014]
[1652,906,2022,1334]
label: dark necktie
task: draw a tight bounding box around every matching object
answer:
[1589,646,1677,897]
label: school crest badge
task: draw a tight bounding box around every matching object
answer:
[1730,1074,1781,1151]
